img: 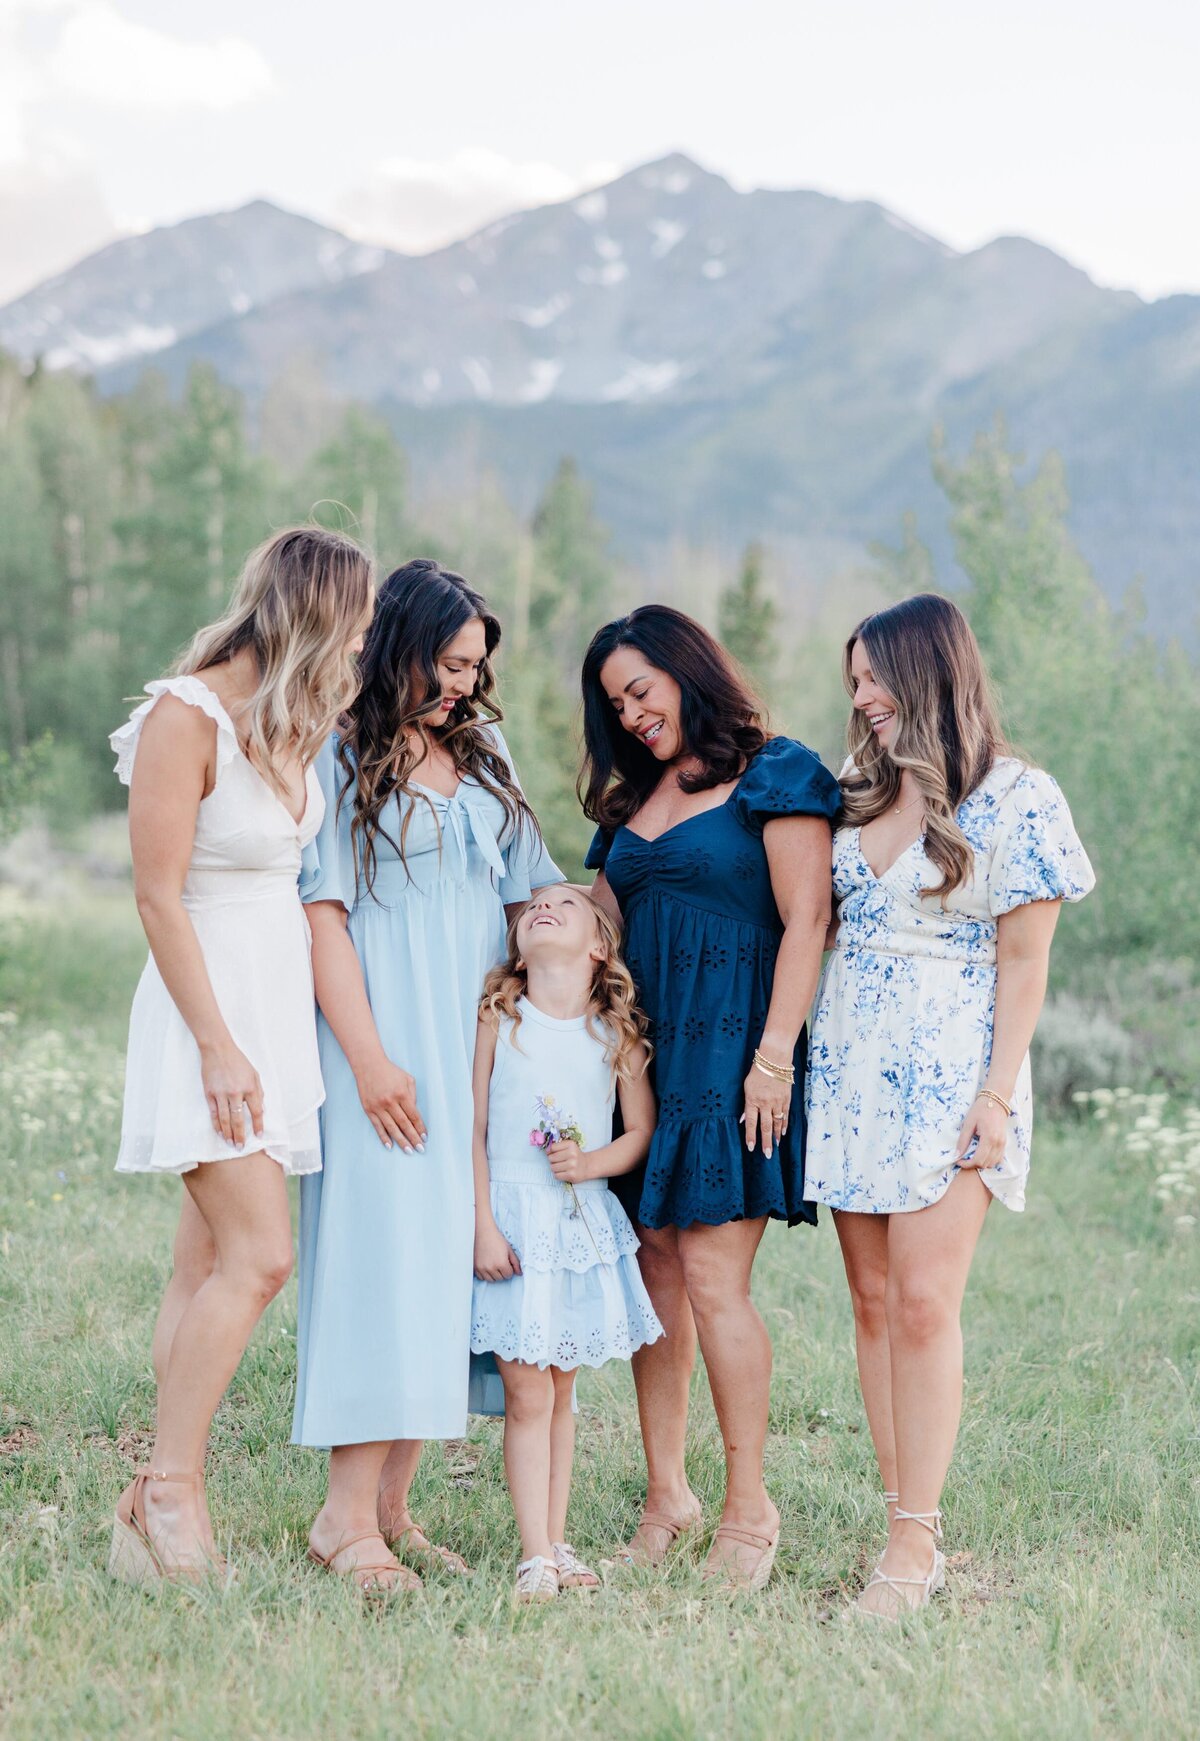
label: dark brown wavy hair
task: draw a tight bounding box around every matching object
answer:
[840,593,1013,898]
[579,605,768,830]
[336,558,538,895]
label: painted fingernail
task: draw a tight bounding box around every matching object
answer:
[403,1145,414,1154]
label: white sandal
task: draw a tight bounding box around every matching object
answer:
[552,1541,600,1591]
[857,1507,945,1618]
[514,1555,559,1605]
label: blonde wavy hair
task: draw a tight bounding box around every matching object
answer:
[840,593,1013,898]
[480,894,651,1084]
[175,526,373,791]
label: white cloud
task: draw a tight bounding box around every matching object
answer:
[50,2,273,110]
[331,149,618,255]
[0,154,118,301]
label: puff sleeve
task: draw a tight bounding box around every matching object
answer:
[987,766,1096,917]
[299,735,361,912]
[584,827,614,873]
[483,725,565,904]
[731,736,840,835]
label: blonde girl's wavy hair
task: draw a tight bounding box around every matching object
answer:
[174,526,374,790]
[480,894,652,1085]
[840,593,1013,899]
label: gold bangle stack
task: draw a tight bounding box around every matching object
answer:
[753,1047,795,1086]
[978,1088,1013,1117]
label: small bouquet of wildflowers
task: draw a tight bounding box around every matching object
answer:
[530,1093,601,1257]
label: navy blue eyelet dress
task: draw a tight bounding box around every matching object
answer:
[586,736,840,1231]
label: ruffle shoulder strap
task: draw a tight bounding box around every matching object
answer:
[109,675,239,788]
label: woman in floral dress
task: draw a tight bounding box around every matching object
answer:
[806,594,1094,1617]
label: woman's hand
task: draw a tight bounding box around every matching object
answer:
[955,1095,1009,1169]
[474,1219,521,1281]
[201,1041,265,1148]
[741,1063,791,1159]
[546,1138,591,1184]
[354,1052,426,1152]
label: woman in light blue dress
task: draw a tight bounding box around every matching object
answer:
[293,558,562,1593]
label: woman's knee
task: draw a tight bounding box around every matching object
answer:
[886,1276,956,1347]
[224,1239,293,1306]
[846,1266,888,1338]
[678,1243,743,1323]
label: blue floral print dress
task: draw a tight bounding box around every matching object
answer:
[805,758,1094,1215]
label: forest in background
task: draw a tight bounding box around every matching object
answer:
[1,352,1196,1096]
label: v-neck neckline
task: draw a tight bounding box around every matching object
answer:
[190,676,310,829]
[854,825,924,884]
[623,783,740,846]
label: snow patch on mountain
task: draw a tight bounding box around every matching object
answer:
[650,219,687,259]
[45,323,178,369]
[601,359,686,401]
[460,356,493,398]
[577,261,628,287]
[517,358,563,403]
[514,293,571,328]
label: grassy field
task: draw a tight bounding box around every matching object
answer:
[1,891,1198,1741]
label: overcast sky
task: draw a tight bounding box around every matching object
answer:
[2,0,1197,304]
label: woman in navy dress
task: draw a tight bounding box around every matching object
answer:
[581,605,838,1589]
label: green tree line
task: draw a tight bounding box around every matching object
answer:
[2,356,1195,1082]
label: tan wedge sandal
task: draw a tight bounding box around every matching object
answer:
[700,1522,780,1593]
[617,1509,702,1568]
[307,1530,422,1596]
[109,1470,225,1587]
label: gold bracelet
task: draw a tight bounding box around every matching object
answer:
[753,1047,795,1085]
[978,1088,1013,1117]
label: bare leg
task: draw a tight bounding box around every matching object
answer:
[833,1211,896,1515]
[151,1189,216,1390]
[547,1367,577,1545]
[497,1357,555,1563]
[309,1440,407,1590]
[376,1438,423,1534]
[677,1218,779,1576]
[625,1225,702,1557]
[133,1152,294,1570]
[860,1170,991,1613]
[375,1439,470,1574]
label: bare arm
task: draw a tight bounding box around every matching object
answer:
[587,870,622,927]
[471,1017,520,1279]
[307,900,426,1153]
[547,1041,656,1183]
[127,695,264,1149]
[742,814,834,1159]
[956,898,1061,1167]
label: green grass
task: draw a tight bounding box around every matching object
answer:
[1,894,1198,1739]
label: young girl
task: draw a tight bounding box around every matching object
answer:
[471,886,663,1603]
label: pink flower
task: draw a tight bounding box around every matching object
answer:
[529,1129,546,1147]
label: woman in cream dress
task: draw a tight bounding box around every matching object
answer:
[107,527,373,1584]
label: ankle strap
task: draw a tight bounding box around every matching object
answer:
[142,1469,202,1484]
[895,1506,942,1538]
[882,1491,899,1505]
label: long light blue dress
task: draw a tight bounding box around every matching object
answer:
[291,727,563,1447]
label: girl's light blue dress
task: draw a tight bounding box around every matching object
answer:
[292,729,563,1447]
[470,999,664,1371]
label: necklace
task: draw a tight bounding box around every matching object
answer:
[891,793,923,817]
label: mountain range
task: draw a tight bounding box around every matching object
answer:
[3,153,1196,628]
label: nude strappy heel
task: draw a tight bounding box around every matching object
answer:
[858,1506,945,1617]
[109,1470,220,1586]
[307,1530,421,1596]
[701,1522,780,1593]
